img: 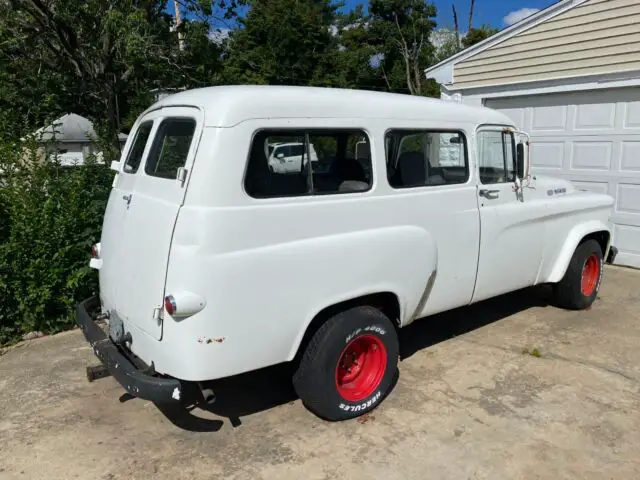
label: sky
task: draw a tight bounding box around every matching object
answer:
[185,0,560,41]
[342,0,557,30]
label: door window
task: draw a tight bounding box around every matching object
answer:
[145,118,196,179]
[477,130,516,184]
[385,130,468,188]
[123,121,153,173]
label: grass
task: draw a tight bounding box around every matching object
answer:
[521,346,542,358]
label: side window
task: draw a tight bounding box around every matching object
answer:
[145,118,196,179]
[244,129,372,198]
[123,121,153,173]
[386,130,468,188]
[478,130,516,184]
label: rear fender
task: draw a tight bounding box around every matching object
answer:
[547,220,611,283]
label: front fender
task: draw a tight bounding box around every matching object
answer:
[547,220,611,283]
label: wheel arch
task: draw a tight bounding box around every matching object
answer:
[290,291,401,364]
[546,222,611,284]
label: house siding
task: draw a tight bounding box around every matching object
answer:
[454,0,640,88]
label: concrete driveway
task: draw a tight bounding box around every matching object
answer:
[1,266,640,480]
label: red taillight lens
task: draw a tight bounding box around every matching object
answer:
[164,295,176,315]
[91,244,100,259]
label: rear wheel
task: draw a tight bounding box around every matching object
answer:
[553,239,603,310]
[293,306,398,421]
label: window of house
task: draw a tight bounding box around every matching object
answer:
[477,130,516,184]
[244,129,372,198]
[144,118,196,179]
[385,130,468,188]
[123,121,153,173]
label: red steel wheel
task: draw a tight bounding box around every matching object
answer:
[581,253,600,297]
[335,334,387,402]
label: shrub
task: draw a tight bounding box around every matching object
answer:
[0,133,113,344]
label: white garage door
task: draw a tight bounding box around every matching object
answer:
[486,88,640,269]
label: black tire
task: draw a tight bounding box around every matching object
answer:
[293,306,398,421]
[553,239,604,310]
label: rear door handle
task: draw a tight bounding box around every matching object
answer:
[479,189,500,199]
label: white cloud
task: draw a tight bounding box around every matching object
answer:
[503,8,540,26]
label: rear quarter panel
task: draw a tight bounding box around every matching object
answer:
[160,209,435,380]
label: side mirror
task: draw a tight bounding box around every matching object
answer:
[276,152,285,160]
[516,142,525,179]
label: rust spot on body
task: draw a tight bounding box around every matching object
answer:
[199,337,226,344]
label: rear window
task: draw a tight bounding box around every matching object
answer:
[123,121,153,173]
[145,118,196,179]
[244,129,372,198]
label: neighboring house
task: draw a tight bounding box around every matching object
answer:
[425,0,640,269]
[28,113,128,166]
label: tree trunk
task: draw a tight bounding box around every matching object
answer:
[452,4,461,50]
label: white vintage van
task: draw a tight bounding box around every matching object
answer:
[77,85,617,421]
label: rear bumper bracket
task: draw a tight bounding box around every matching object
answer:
[76,296,182,403]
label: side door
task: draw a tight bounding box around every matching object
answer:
[385,128,481,317]
[115,106,203,340]
[471,127,545,303]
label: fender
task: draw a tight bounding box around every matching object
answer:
[546,220,611,284]
[285,226,438,361]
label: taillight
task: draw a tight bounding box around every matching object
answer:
[91,243,100,259]
[164,295,177,315]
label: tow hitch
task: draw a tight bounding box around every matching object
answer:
[86,364,112,382]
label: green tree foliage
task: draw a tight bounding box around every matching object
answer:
[0,134,112,344]
[0,1,237,152]
[223,0,339,86]
[462,26,499,48]
[368,0,438,96]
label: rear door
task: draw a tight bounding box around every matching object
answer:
[99,119,154,309]
[115,106,202,340]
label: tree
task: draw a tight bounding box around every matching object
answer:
[462,26,499,48]
[368,0,438,96]
[223,0,339,86]
[0,1,237,154]
[326,5,386,91]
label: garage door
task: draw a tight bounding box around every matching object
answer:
[486,88,640,269]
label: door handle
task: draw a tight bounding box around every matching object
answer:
[479,189,500,199]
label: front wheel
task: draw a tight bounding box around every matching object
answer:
[553,239,604,310]
[293,306,398,421]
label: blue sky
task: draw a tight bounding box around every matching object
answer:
[342,0,556,30]
[181,0,559,34]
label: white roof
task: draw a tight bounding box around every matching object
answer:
[34,113,128,143]
[146,85,514,128]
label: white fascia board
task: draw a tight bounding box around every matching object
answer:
[446,70,640,100]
